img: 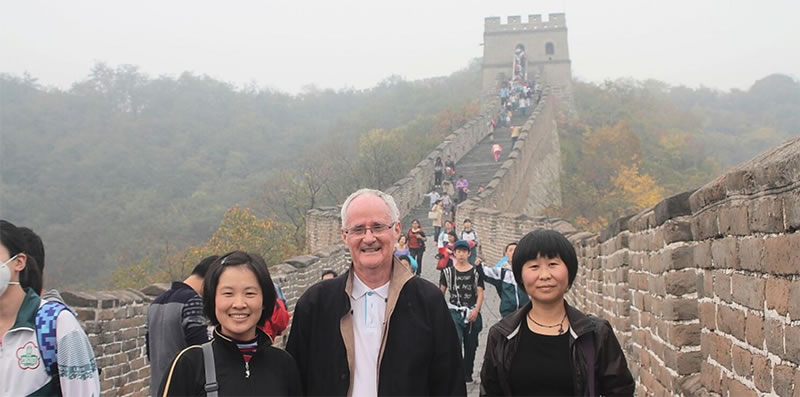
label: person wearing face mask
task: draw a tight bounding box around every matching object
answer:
[0,220,101,397]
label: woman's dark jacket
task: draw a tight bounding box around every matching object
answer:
[480,300,634,396]
[158,327,301,396]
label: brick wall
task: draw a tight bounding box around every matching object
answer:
[459,87,563,217]
[305,102,499,253]
[565,137,800,396]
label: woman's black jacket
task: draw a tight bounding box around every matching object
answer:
[480,300,635,396]
[158,327,302,396]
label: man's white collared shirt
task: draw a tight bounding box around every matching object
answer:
[350,274,390,397]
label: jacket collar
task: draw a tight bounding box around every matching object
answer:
[494,299,596,340]
[213,326,273,349]
[11,288,41,331]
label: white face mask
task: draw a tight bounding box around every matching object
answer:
[0,254,22,297]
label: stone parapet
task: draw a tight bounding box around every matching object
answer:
[305,102,500,253]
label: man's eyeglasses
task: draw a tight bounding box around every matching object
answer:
[344,222,396,237]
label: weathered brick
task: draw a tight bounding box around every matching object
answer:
[717,305,746,341]
[713,272,731,302]
[791,282,800,320]
[677,351,702,375]
[711,236,739,269]
[784,325,800,365]
[662,298,697,321]
[664,245,695,271]
[773,364,796,397]
[739,237,764,272]
[700,301,717,331]
[748,195,785,233]
[745,312,764,348]
[709,332,732,370]
[783,190,800,231]
[752,354,772,393]
[668,322,701,346]
[728,378,758,397]
[765,317,784,357]
[763,232,800,275]
[731,344,752,377]
[701,361,722,394]
[665,269,697,296]
[692,208,720,241]
[719,203,750,235]
[663,220,693,244]
[731,273,765,310]
[694,241,712,269]
[766,277,791,315]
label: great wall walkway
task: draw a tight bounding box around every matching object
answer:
[402,112,526,395]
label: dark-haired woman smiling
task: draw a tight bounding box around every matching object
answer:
[159,251,301,396]
[480,230,634,396]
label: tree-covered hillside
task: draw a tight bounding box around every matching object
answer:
[552,74,800,231]
[1,61,481,288]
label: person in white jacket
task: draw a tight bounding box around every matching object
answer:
[0,220,101,397]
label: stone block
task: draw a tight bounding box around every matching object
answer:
[766,277,791,315]
[691,208,720,241]
[700,301,716,330]
[708,332,732,370]
[773,364,796,397]
[765,317,784,357]
[662,298,697,321]
[668,322,701,346]
[745,312,765,348]
[752,354,772,393]
[764,232,800,275]
[665,269,697,296]
[790,282,800,320]
[713,272,731,303]
[654,191,694,226]
[717,305,746,341]
[663,220,693,245]
[731,273,765,310]
[694,241,712,269]
[664,245,695,271]
[711,236,739,269]
[718,203,750,235]
[700,361,722,394]
[728,378,758,397]
[739,237,765,272]
[783,189,800,230]
[785,325,800,365]
[731,344,752,377]
[748,195,785,233]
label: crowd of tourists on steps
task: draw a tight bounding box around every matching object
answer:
[2,187,634,396]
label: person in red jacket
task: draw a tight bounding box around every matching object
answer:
[262,283,291,341]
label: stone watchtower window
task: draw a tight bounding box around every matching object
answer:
[545,42,555,56]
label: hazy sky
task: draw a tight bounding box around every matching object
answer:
[2,0,798,93]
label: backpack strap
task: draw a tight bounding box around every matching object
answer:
[35,301,69,377]
[579,332,596,397]
[201,341,219,397]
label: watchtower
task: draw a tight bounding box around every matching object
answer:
[482,13,572,94]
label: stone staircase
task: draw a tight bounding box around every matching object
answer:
[400,111,529,395]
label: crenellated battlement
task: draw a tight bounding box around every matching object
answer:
[484,13,566,32]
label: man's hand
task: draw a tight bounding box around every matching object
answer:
[467,309,479,323]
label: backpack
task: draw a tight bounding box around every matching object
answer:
[35,301,70,377]
[201,341,219,397]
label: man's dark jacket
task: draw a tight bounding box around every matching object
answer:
[480,300,635,396]
[286,260,467,396]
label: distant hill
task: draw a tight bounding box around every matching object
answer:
[0,60,481,288]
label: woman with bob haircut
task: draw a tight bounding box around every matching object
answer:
[159,251,301,396]
[480,229,634,396]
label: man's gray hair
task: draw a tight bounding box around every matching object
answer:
[340,188,401,228]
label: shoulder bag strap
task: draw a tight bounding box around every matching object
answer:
[202,341,219,397]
